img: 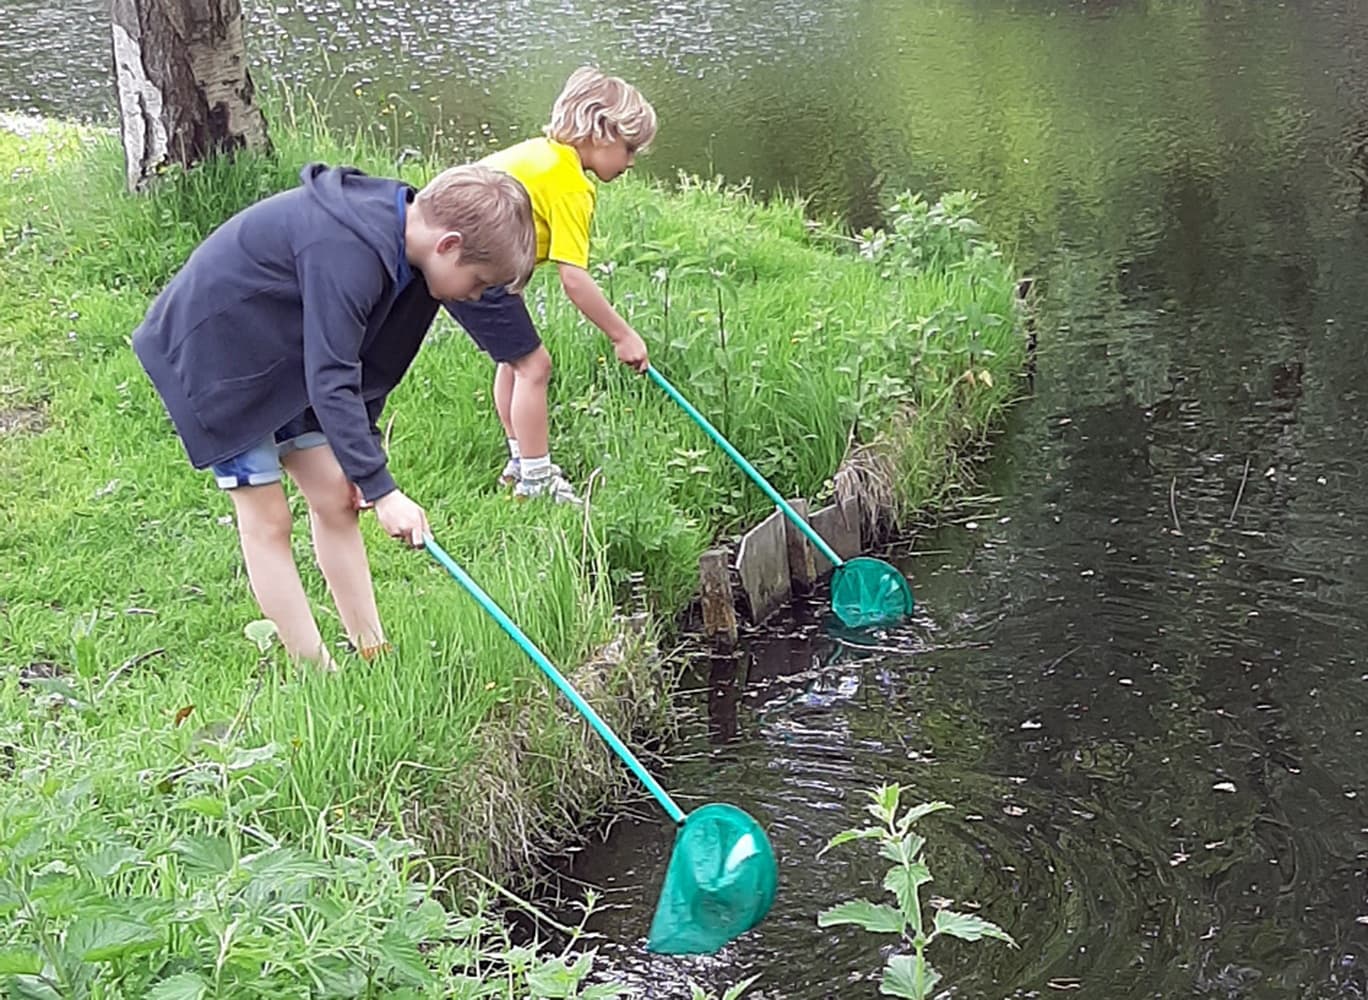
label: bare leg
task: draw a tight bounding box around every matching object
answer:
[509,346,552,460]
[228,483,330,665]
[493,362,516,439]
[282,444,385,656]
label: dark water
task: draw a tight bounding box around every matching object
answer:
[9,1,1368,997]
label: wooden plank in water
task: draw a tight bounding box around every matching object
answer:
[699,548,738,648]
[808,495,863,575]
[736,507,792,623]
[783,498,817,594]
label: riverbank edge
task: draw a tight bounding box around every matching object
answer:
[0,109,1028,916]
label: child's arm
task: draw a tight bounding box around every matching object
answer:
[298,242,429,545]
[557,263,649,372]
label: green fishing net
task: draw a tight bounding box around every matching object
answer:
[830,556,915,628]
[647,803,778,955]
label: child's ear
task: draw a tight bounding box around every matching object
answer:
[436,231,465,258]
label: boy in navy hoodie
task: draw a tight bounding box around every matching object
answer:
[133,163,535,668]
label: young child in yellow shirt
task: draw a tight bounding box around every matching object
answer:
[447,67,657,503]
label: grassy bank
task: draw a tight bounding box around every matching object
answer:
[0,105,1024,997]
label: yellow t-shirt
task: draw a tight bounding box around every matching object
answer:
[480,138,595,270]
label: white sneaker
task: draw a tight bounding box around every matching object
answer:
[514,471,582,505]
[498,458,520,487]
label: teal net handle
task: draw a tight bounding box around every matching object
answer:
[424,537,687,826]
[647,365,845,568]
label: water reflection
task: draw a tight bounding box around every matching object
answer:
[0,0,108,118]
[561,507,1368,997]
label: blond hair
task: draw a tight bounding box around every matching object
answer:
[415,164,536,292]
[546,66,658,151]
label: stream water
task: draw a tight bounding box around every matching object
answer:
[5,0,1368,995]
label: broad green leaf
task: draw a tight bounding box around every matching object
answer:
[932,910,1017,946]
[866,784,902,824]
[883,861,932,921]
[879,833,926,866]
[816,899,905,934]
[81,843,142,879]
[368,833,420,864]
[450,914,487,941]
[499,944,538,973]
[313,958,366,998]
[27,677,86,710]
[226,743,280,771]
[880,955,940,1000]
[305,896,346,922]
[377,927,431,985]
[65,915,162,962]
[145,972,209,1000]
[240,846,330,882]
[243,620,278,652]
[174,795,226,820]
[0,948,42,975]
[6,974,64,1000]
[55,776,94,808]
[525,957,578,997]
[817,827,884,858]
[233,789,277,815]
[896,802,953,833]
[0,883,21,918]
[26,869,79,910]
[174,834,236,876]
[411,897,449,937]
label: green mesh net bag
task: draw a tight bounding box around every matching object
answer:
[647,804,779,955]
[830,556,916,628]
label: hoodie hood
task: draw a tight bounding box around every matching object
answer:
[299,164,410,285]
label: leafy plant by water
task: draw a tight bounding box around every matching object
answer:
[0,617,648,999]
[817,786,1017,999]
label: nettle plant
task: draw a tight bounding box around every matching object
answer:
[0,621,643,1000]
[817,786,1016,1000]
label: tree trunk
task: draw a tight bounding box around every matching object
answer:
[110,0,270,191]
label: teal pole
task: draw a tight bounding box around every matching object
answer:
[424,537,687,826]
[647,365,846,568]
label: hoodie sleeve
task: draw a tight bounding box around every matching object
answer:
[295,238,397,502]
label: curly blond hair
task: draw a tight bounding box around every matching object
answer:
[546,66,658,151]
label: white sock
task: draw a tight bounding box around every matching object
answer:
[521,455,551,480]
[506,438,521,461]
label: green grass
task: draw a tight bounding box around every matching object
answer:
[0,103,1024,997]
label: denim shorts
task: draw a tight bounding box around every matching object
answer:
[446,285,542,363]
[210,417,328,490]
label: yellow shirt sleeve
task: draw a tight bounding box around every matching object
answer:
[546,189,595,270]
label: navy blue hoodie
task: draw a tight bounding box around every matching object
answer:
[133,164,442,502]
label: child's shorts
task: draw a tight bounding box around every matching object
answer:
[211,415,328,490]
[446,285,542,364]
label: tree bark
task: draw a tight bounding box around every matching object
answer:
[110,0,270,191]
